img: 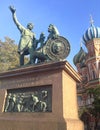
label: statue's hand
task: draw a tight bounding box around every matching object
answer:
[9,6,16,14]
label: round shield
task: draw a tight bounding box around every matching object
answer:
[45,36,70,61]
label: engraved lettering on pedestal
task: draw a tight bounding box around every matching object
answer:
[1,76,49,89]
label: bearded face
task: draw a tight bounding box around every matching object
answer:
[48,24,53,33]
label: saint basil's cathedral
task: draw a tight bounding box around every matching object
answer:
[73,17,100,129]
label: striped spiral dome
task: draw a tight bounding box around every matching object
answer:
[73,47,87,66]
[82,24,100,44]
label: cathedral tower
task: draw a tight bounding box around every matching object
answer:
[82,16,100,86]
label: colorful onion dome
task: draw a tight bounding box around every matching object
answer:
[83,24,100,44]
[73,47,87,66]
[82,16,100,44]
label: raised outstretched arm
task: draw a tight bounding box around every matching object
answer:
[9,6,25,32]
[9,6,16,14]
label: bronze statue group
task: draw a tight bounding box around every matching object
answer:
[9,6,70,66]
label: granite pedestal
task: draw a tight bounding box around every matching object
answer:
[0,61,84,130]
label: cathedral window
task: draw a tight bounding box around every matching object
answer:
[92,70,96,79]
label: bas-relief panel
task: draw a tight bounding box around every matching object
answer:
[4,85,52,113]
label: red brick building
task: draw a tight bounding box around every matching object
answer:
[73,18,100,130]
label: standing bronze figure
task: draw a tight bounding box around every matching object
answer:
[9,6,37,65]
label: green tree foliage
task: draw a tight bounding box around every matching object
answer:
[87,85,100,129]
[79,86,100,129]
[0,37,19,72]
[87,85,100,115]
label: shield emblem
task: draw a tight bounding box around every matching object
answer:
[45,36,70,61]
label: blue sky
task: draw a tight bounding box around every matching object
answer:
[0,0,100,69]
